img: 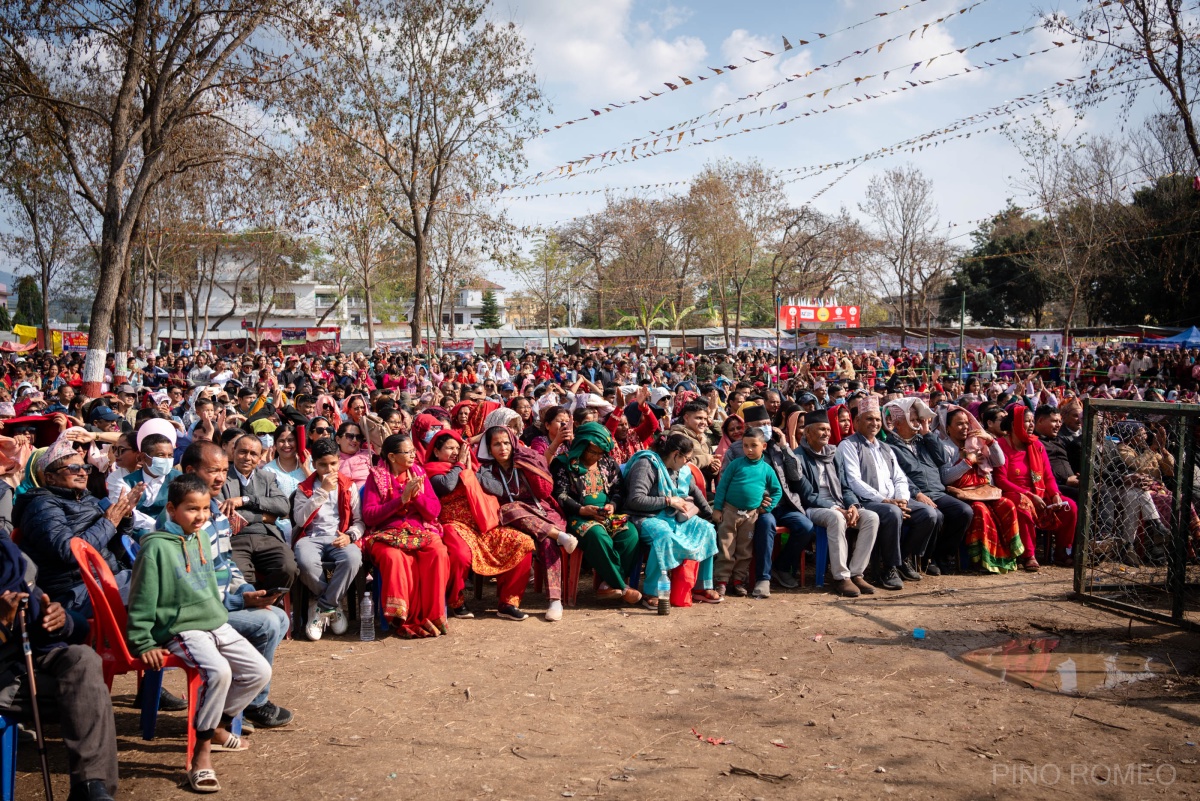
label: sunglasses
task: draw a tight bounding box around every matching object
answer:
[311,427,331,434]
[341,432,363,440]
[56,463,95,475]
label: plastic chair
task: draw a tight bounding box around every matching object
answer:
[69,539,203,771]
[0,713,17,801]
[533,544,584,607]
[120,534,139,564]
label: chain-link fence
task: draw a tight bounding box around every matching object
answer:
[1074,399,1199,630]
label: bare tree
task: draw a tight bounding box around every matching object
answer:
[0,0,291,392]
[509,234,578,350]
[1050,0,1200,170]
[296,0,544,349]
[860,165,951,343]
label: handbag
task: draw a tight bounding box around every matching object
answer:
[956,484,1002,503]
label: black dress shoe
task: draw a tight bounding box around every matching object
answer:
[923,560,942,576]
[897,560,921,582]
[158,687,188,711]
[68,780,114,801]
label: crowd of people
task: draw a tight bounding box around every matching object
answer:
[1,339,1196,798]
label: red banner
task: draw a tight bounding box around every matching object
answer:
[779,304,860,328]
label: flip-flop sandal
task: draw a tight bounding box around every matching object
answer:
[639,597,658,611]
[211,733,249,752]
[188,768,221,793]
[692,592,723,604]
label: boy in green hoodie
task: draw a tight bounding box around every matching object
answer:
[127,473,272,793]
[711,427,782,597]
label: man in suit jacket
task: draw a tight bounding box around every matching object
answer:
[796,411,879,597]
[220,432,298,591]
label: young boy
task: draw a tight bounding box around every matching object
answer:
[124,432,182,539]
[711,427,781,598]
[291,437,364,641]
[127,473,272,793]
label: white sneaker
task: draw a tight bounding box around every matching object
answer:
[329,602,348,635]
[545,600,563,622]
[751,579,771,599]
[556,532,578,554]
[305,599,326,641]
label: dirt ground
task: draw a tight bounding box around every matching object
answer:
[14,566,1200,801]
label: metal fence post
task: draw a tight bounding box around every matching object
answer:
[1169,414,1195,621]
[1074,399,1098,597]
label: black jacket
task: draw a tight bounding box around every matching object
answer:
[886,433,948,501]
[795,445,861,509]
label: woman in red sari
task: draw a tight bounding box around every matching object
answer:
[361,433,450,638]
[426,430,535,621]
[935,405,1024,573]
[449,400,475,435]
[995,404,1078,570]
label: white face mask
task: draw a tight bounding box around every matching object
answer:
[756,425,773,441]
[148,456,174,478]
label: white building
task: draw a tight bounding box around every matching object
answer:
[438,278,507,328]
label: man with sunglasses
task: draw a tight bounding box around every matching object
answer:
[14,439,143,625]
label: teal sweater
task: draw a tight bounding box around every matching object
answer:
[713,454,782,512]
[126,521,228,656]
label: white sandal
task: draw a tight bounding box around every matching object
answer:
[188,768,221,793]
[211,732,249,752]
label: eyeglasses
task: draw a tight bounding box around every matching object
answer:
[111,447,130,457]
[55,463,94,475]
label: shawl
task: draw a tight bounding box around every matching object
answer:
[672,390,699,418]
[625,449,690,499]
[424,430,500,531]
[714,415,742,461]
[1006,404,1048,496]
[467,400,501,439]
[341,394,367,425]
[477,425,552,483]
[411,413,448,464]
[449,400,475,433]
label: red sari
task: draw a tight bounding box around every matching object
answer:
[995,406,1078,565]
[361,462,450,637]
[426,432,533,608]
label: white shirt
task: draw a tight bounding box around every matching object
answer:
[132,468,170,533]
[838,436,908,503]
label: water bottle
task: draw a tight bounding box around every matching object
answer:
[657,571,670,615]
[359,590,375,641]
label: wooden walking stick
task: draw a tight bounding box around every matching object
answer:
[18,598,54,801]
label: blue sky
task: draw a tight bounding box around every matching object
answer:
[492,0,1153,242]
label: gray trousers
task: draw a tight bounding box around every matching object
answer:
[808,507,879,581]
[166,623,271,735]
[294,535,363,610]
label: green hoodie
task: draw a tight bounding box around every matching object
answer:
[126,522,228,656]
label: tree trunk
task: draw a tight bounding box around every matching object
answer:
[734,283,745,352]
[595,263,605,328]
[364,280,376,348]
[112,253,133,380]
[83,220,127,395]
[150,257,160,352]
[409,230,427,348]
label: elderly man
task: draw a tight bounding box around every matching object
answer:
[796,410,879,597]
[884,397,973,574]
[219,433,298,592]
[1,538,119,801]
[837,397,938,590]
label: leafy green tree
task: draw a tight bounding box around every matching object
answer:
[0,304,11,331]
[479,289,501,328]
[13,276,42,328]
[942,207,1055,327]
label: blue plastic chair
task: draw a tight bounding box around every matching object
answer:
[814,530,828,588]
[120,534,139,565]
[0,712,17,801]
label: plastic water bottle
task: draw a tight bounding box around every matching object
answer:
[657,571,670,615]
[359,591,375,641]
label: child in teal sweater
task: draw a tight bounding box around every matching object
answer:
[127,474,271,793]
[712,428,782,596]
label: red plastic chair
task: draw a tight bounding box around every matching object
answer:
[69,539,203,771]
[532,544,584,607]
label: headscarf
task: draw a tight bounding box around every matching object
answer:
[341,394,367,424]
[715,415,742,461]
[476,425,551,483]
[882,396,935,424]
[449,400,475,432]
[1006,404,1034,446]
[935,404,997,473]
[556,421,614,475]
[424,429,500,531]
[1113,420,1146,445]
[467,400,501,438]
[15,446,47,496]
[826,405,851,445]
[672,390,699,418]
[483,407,521,433]
[410,413,447,464]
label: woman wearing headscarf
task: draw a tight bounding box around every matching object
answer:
[335,419,372,490]
[994,405,1077,570]
[361,434,450,638]
[1111,419,1197,565]
[550,423,642,605]
[934,405,1023,573]
[827,404,852,445]
[623,432,720,609]
[449,400,475,435]
[425,430,535,620]
[477,426,574,622]
[410,413,449,466]
[482,406,523,437]
[713,415,745,464]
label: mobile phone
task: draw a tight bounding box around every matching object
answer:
[265,587,290,597]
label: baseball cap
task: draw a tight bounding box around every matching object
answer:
[116,383,137,395]
[88,405,123,424]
